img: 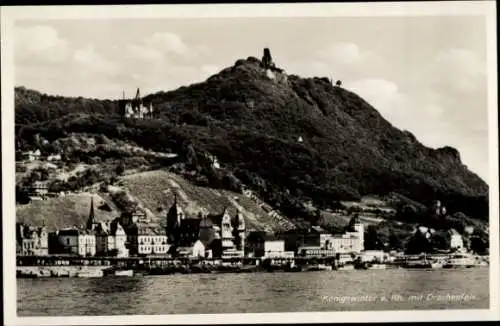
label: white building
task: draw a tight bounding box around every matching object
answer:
[47,154,62,162]
[263,240,294,258]
[321,218,364,254]
[23,149,41,161]
[449,229,464,251]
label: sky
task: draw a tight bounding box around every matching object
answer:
[14,16,490,182]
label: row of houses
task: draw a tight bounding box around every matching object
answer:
[16,198,366,260]
[16,195,249,259]
[17,149,62,163]
[245,218,365,259]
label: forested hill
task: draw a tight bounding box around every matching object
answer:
[15,86,120,125]
[15,56,489,222]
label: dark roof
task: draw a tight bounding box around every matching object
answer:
[58,228,94,236]
[206,213,223,226]
[180,218,201,230]
[200,218,214,228]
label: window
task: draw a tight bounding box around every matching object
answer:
[67,239,70,245]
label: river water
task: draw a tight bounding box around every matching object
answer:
[17,267,489,316]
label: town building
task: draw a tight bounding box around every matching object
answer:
[280,217,364,255]
[109,212,169,257]
[297,246,336,258]
[176,240,207,259]
[54,228,96,256]
[16,222,48,256]
[119,88,154,119]
[166,195,246,258]
[360,250,388,262]
[246,231,273,257]
[464,226,475,235]
[47,153,62,162]
[449,229,464,251]
[31,181,49,198]
[94,220,129,257]
[263,240,294,258]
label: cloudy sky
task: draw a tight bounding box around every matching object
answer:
[14,16,490,182]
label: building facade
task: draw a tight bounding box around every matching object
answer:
[166,195,246,258]
[449,229,464,251]
[16,222,49,256]
[55,229,96,256]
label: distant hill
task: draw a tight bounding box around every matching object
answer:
[15,55,489,224]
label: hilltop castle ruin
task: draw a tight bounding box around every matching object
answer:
[119,88,154,119]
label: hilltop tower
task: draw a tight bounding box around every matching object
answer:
[262,48,275,69]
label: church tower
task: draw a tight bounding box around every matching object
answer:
[232,211,246,253]
[220,207,234,251]
[166,194,184,244]
[86,196,96,231]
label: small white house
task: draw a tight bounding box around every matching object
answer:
[47,154,62,162]
[264,240,285,258]
[464,226,475,235]
[192,240,206,258]
[23,149,41,161]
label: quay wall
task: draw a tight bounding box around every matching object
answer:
[17,265,107,277]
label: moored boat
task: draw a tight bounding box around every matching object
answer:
[443,253,476,268]
[336,264,355,271]
[367,263,387,270]
[308,263,333,271]
[76,268,104,278]
[114,269,134,277]
[429,261,443,269]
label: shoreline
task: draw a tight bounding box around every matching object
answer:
[16,263,489,278]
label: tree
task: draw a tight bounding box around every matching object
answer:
[364,225,385,250]
[388,232,403,251]
[115,162,125,176]
[470,236,487,255]
[405,231,432,254]
[430,232,451,251]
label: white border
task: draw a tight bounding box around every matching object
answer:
[1,2,499,325]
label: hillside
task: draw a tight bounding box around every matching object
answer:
[16,170,297,233]
[119,169,296,232]
[16,193,119,232]
[15,55,489,225]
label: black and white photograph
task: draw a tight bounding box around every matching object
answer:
[1,1,499,325]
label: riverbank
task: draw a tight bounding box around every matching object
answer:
[17,261,489,278]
